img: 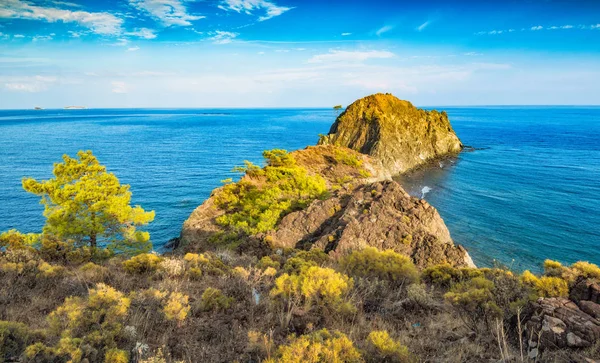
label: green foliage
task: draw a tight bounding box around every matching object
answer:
[257,256,281,270]
[367,330,413,363]
[0,229,38,251]
[43,283,131,361]
[520,270,569,297]
[444,277,502,329]
[214,150,327,235]
[183,252,229,277]
[271,266,353,312]
[267,329,363,363]
[123,253,163,274]
[282,249,329,274]
[0,320,41,362]
[422,264,483,287]
[200,287,233,312]
[341,247,419,285]
[22,150,154,255]
[333,148,363,168]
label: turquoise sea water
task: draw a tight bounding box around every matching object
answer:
[0,107,598,271]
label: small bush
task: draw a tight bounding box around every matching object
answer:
[571,261,600,280]
[0,320,40,362]
[123,253,163,274]
[271,266,353,312]
[444,277,502,329]
[267,329,362,363]
[163,292,191,323]
[159,257,186,278]
[105,348,129,363]
[37,261,66,278]
[79,262,109,282]
[184,252,229,276]
[0,229,38,251]
[341,247,419,285]
[535,276,569,297]
[200,287,233,312]
[423,264,482,287]
[257,256,280,270]
[367,330,413,362]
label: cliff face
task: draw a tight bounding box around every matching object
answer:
[266,180,474,268]
[318,93,462,175]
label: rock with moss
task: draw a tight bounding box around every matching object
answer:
[318,93,463,175]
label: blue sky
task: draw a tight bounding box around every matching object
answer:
[0,0,599,108]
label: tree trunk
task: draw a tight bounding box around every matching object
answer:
[90,233,97,249]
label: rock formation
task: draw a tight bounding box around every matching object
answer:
[266,180,473,267]
[318,93,463,175]
[179,94,473,268]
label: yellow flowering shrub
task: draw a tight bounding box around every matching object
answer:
[184,252,229,277]
[0,229,38,251]
[444,277,502,328]
[163,292,191,323]
[341,247,419,284]
[105,348,129,363]
[257,256,281,270]
[123,253,163,274]
[45,283,130,360]
[267,329,362,363]
[271,266,353,311]
[571,261,600,280]
[520,270,568,298]
[423,264,483,287]
[367,330,413,362]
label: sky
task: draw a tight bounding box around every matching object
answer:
[0,0,600,108]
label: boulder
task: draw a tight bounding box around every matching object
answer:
[318,93,462,175]
[266,180,474,268]
[571,278,600,304]
[524,297,600,349]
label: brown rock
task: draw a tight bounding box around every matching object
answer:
[318,93,462,175]
[571,278,600,304]
[525,297,600,349]
[267,180,473,268]
[579,301,600,319]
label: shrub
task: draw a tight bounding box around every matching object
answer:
[79,262,109,282]
[0,320,39,361]
[271,266,353,312]
[571,261,600,280]
[37,261,66,278]
[267,329,362,363]
[281,249,328,274]
[444,277,502,329]
[163,292,191,323]
[341,247,419,285]
[367,330,412,362]
[184,252,229,277]
[423,264,483,287]
[159,257,186,278]
[105,348,129,363]
[0,229,38,251]
[123,253,163,274]
[46,283,130,360]
[200,287,233,312]
[535,276,569,297]
[257,256,280,270]
[214,150,327,235]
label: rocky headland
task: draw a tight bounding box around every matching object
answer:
[179,93,473,268]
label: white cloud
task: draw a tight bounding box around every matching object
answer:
[218,0,293,21]
[592,24,600,29]
[0,0,123,35]
[375,25,394,36]
[129,0,205,26]
[308,50,395,64]
[417,21,430,32]
[126,28,157,39]
[125,28,156,39]
[531,25,543,31]
[341,32,351,36]
[478,23,592,35]
[111,81,128,93]
[4,75,57,92]
[13,34,24,38]
[32,35,54,41]
[127,46,140,51]
[210,30,238,44]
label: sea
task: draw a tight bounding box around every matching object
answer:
[0,107,598,272]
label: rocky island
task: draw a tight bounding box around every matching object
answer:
[1,93,599,362]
